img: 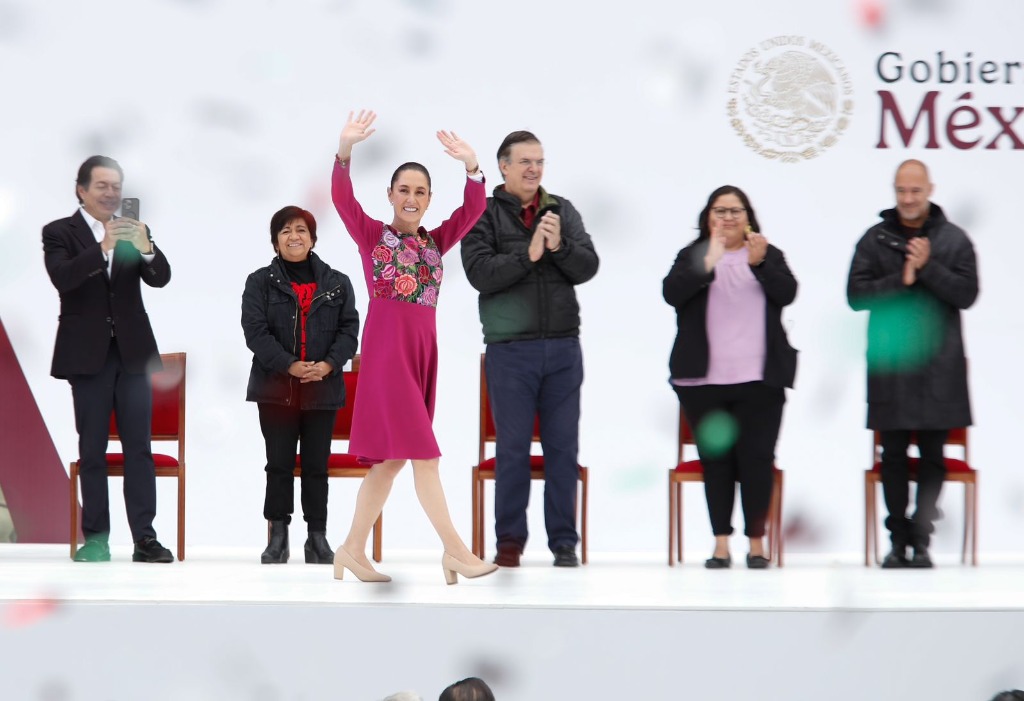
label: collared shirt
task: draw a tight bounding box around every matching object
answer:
[80,206,155,277]
[80,206,114,277]
[520,191,541,229]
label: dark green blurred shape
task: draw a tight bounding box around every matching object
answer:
[866,293,944,372]
[696,411,738,458]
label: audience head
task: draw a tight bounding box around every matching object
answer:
[382,692,422,701]
[438,677,495,701]
[990,691,1024,701]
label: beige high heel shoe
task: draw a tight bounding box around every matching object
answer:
[442,552,499,585]
[333,546,391,583]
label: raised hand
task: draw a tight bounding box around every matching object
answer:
[338,110,377,160]
[105,218,152,254]
[746,230,768,266]
[436,130,479,173]
[704,219,727,272]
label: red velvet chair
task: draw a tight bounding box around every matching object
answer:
[668,408,784,566]
[289,354,382,562]
[471,354,589,563]
[864,428,977,566]
[70,352,187,561]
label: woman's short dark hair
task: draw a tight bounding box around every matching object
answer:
[438,677,494,701]
[496,131,540,163]
[75,155,123,204]
[696,185,761,241]
[269,205,317,249]
[390,162,431,191]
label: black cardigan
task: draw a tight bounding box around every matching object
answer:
[662,241,798,389]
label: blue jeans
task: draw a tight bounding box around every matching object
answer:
[485,337,583,552]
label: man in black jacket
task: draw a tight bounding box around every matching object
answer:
[43,155,173,563]
[461,131,599,567]
[847,160,978,569]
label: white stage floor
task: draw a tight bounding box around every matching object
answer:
[4,545,1024,611]
[3,546,1024,701]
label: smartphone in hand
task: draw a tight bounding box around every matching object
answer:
[121,197,140,221]
[875,230,908,253]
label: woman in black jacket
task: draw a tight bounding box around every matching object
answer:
[662,186,797,569]
[242,206,359,564]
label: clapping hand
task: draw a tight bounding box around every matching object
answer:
[338,110,377,160]
[704,219,727,272]
[540,211,561,251]
[903,237,930,286]
[436,130,479,173]
[746,230,768,266]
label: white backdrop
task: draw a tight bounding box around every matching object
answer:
[1,0,1022,557]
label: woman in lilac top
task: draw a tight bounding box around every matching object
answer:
[663,185,797,569]
[330,110,497,585]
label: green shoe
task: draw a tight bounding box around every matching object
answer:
[73,536,111,562]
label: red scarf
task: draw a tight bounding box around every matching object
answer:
[290,282,317,360]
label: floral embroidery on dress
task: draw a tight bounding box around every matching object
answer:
[371,224,443,306]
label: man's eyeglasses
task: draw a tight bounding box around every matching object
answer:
[711,207,747,219]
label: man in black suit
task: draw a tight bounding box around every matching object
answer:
[43,155,173,563]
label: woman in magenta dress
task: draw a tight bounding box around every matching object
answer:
[330,110,498,585]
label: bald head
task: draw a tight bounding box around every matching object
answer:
[895,159,931,184]
[893,160,934,227]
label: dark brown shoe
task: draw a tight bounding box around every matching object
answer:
[494,543,521,567]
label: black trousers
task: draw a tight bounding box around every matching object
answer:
[69,341,156,541]
[257,402,336,532]
[674,382,785,538]
[879,429,948,548]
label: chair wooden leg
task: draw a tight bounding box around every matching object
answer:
[677,482,685,564]
[580,468,588,565]
[177,469,186,561]
[470,470,479,558]
[962,478,978,564]
[775,471,784,568]
[471,469,483,559]
[962,481,969,565]
[477,476,487,561]
[767,475,777,564]
[972,478,978,566]
[864,472,873,567]
[668,474,676,566]
[69,462,79,559]
[372,512,382,563]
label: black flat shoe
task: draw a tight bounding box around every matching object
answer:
[746,554,770,569]
[881,547,908,569]
[494,542,522,567]
[552,546,580,568]
[704,555,731,569]
[133,536,173,563]
[908,547,933,568]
